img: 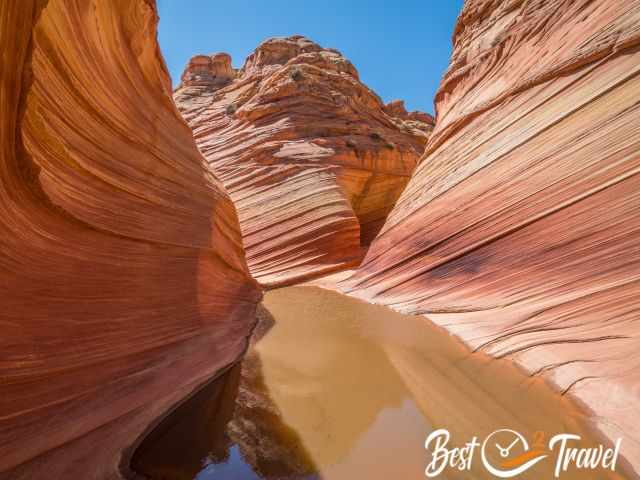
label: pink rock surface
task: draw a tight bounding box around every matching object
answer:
[174,36,432,287]
[345,0,640,473]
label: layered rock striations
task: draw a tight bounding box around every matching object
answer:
[346,0,640,473]
[4,0,640,477]
[174,36,433,287]
[0,1,260,478]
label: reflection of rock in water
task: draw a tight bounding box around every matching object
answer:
[250,304,276,345]
[130,303,318,480]
[227,351,318,479]
[130,363,240,479]
[132,287,629,480]
[255,289,413,468]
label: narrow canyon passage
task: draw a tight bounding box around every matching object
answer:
[131,286,629,480]
[3,1,639,478]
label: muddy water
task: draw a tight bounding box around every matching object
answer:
[132,286,629,480]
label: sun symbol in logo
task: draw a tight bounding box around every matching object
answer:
[481,429,548,478]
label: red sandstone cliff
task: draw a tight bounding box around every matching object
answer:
[345,0,640,473]
[174,36,433,287]
[0,1,260,478]
[3,0,640,478]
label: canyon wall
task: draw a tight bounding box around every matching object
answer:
[3,0,640,477]
[174,36,433,287]
[0,1,260,478]
[346,0,640,473]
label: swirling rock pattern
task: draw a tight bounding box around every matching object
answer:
[0,1,260,478]
[174,36,433,287]
[346,0,640,473]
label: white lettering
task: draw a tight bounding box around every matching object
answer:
[550,433,622,477]
[424,429,478,477]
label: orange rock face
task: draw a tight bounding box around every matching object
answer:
[0,1,260,478]
[174,36,432,286]
[346,0,640,473]
[4,0,640,477]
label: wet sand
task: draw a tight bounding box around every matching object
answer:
[132,286,631,479]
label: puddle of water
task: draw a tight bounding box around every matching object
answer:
[131,286,630,480]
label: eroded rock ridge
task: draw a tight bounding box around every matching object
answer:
[175,36,433,286]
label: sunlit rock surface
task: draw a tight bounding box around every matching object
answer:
[0,1,260,478]
[174,36,433,286]
[345,0,640,473]
[3,0,640,478]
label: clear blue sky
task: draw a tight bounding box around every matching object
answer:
[157,0,464,115]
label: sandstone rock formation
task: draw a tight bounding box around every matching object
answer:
[4,0,640,478]
[0,1,260,478]
[174,36,433,286]
[345,0,640,473]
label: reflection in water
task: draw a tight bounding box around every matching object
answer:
[131,305,318,480]
[132,286,630,480]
